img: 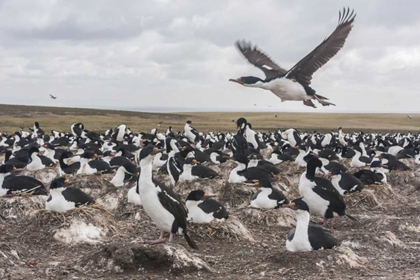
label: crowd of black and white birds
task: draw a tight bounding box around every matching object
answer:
[1,119,419,252]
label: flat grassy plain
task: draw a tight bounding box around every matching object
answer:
[0,104,419,133]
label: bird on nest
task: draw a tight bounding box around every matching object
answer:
[229,8,356,108]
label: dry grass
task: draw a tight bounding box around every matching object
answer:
[0,104,419,133]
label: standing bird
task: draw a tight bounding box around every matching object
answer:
[299,158,356,226]
[285,198,338,252]
[46,177,94,213]
[185,190,229,223]
[184,120,200,144]
[229,8,356,108]
[137,145,198,249]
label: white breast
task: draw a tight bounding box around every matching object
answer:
[299,173,329,217]
[139,185,175,233]
[46,189,76,213]
[331,175,346,195]
[186,200,215,224]
[179,165,199,182]
[264,78,308,101]
[127,186,142,205]
[250,188,279,209]
[26,155,45,171]
[228,166,247,183]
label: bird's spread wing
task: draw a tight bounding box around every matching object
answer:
[286,8,356,86]
[235,40,287,79]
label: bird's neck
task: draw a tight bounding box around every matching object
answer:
[295,210,310,239]
[234,162,247,172]
[139,160,153,183]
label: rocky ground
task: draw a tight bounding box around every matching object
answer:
[0,158,420,279]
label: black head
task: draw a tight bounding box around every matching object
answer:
[287,198,310,212]
[186,120,192,124]
[50,177,69,190]
[229,76,263,85]
[233,153,248,164]
[80,151,97,159]
[236,118,247,130]
[35,122,40,128]
[43,143,55,150]
[378,153,390,159]
[103,150,113,157]
[139,144,164,161]
[186,190,207,201]
[307,157,323,169]
[370,160,382,168]
[329,168,342,176]
[249,153,263,160]
[184,157,197,165]
[255,180,272,188]
[28,147,40,156]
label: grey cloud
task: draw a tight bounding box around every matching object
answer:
[0,0,419,113]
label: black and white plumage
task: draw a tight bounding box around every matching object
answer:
[184,120,200,144]
[110,163,138,187]
[230,8,356,108]
[71,123,84,138]
[228,153,275,183]
[285,198,338,252]
[69,152,115,175]
[137,145,198,249]
[46,177,94,213]
[59,151,80,175]
[185,190,228,223]
[353,161,386,185]
[250,180,288,209]
[179,158,218,182]
[299,158,354,226]
[329,168,363,195]
[0,165,48,196]
[268,149,294,165]
[379,153,410,171]
[27,147,55,171]
[128,179,141,205]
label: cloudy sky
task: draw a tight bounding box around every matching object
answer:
[0,0,419,113]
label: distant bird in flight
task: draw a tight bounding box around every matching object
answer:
[407,115,412,120]
[229,8,356,108]
[50,94,57,99]
[158,121,163,127]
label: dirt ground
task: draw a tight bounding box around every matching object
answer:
[0,157,420,279]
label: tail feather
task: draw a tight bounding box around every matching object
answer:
[346,214,360,223]
[184,231,198,250]
[314,93,328,100]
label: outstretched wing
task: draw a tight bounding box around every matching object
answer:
[286,8,356,86]
[235,40,287,79]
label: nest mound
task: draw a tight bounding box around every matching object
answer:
[18,168,59,185]
[238,207,296,228]
[78,242,212,275]
[175,178,226,198]
[0,195,47,219]
[29,205,118,245]
[189,216,255,242]
[219,182,254,209]
[387,171,420,194]
[345,184,394,210]
[270,245,368,277]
